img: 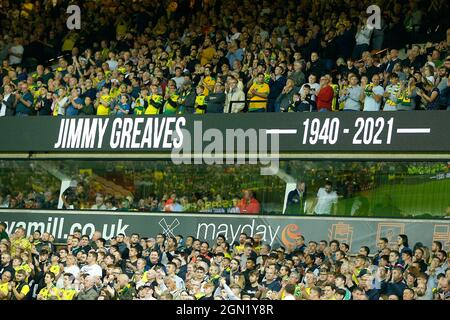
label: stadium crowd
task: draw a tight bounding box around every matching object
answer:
[0,0,449,117]
[0,224,448,300]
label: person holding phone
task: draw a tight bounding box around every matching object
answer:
[0,84,16,116]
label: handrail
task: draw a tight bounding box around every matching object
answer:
[228,99,268,113]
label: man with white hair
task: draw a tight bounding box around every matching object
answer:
[91,194,106,210]
[224,75,245,113]
[116,274,135,300]
[80,252,103,279]
[76,276,99,300]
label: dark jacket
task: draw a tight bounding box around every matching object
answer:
[276,86,299,112]
[381,280,408,298]
[205,92,225,113]
[268,76,287,100]
[77,287,99,300]
[382,58,402,74]
[180,89,196,113]
[289,72,306,88]
[307,59,324,78]
[365,288,380,300]
[117,285,135,300]
[284,188,308,214]
[1,93,16,116]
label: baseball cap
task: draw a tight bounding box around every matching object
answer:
[143,283,155,290]
[402,248,413,256]
[393,264,404,272]
[357,269,370,278]
[315,252,325,260]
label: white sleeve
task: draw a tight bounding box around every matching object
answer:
[374,86,384,96]
[232,91,246,113]
[333,193,339,204]
[95,266,103,278]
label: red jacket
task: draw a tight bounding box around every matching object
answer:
[316,85,334,111]
[238,198,261,214]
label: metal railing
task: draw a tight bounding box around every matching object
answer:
[227,99,268,113]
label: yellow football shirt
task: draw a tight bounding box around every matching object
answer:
[11,238,31,256]
[248,83,269,111]
[39,286,61,300]
[97,95,111,115]
[61,288,77,300]
[49,264,61,276]
[195,95,206,114]
[0,282,9,300]
[163,94,179,114]
[14,264,32,281]
[15,282,30,298]
[202,76,216,96]
[145,94,163,114]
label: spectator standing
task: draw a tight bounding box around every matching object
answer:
[340,74,362,111]
[0,84,16,116]
[285,181,307,215]
[238,190,260,215]
[276,79,299,112]
[205,82,226,113]
[315,76,334,112]
[224,76,245,113]
[312,181,338,215]
[289,61,306,88]
[268,66,286,112]
[8,37,24,66]
[361,74,384,111]
[353,19,373,60]
[247,73,270,112]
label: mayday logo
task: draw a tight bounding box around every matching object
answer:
[281,224,302,248]
[159,218,180,238]
[196,219,281,245]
